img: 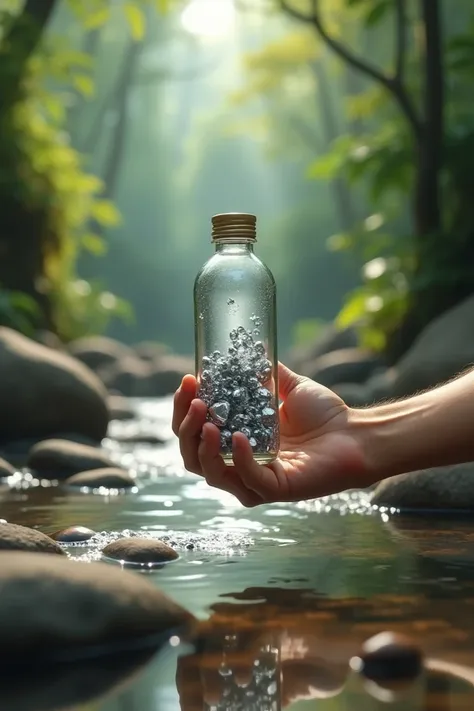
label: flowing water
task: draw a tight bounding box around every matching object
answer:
[3,397,474,711]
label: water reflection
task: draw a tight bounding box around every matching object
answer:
[175,587,474,711]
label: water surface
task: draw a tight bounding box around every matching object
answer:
[3,397,474,711]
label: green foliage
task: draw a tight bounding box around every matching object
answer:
[0,0,175,341]
[291,318,327,347]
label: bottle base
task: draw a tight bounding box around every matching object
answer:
[222,451,278,467]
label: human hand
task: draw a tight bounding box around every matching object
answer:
[172,362,369,506]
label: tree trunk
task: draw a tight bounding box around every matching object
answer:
[311,57,357,231]
[387,0,445,361]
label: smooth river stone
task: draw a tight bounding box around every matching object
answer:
[51,526,96,543]
[27,439,115,480]
[0,522,64,555]
[65,468,135,490]
[102,537,178,565]
[353,631,423,682]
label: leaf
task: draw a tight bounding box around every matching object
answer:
[125,3,145,41]
[336,290,368,329]
[81,233,107,256]
[307,152,343,180]
[91,200,121,227]
[155,0,170,12]
[364,0,390,26]
[83,7,110,29]
[73,74,94,98]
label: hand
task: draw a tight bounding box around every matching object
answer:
[172,362,369,507]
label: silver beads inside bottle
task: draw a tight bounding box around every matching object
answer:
[198,315,278,457]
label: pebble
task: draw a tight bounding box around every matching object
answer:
[102,537,178,564]
[51,526,97,543]
[65,468,135,490]
[0,522,65,555]
[352,632,423,681]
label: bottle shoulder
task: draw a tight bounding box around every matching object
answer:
[195,251,275,286]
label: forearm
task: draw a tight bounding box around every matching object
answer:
[350,368,474,482]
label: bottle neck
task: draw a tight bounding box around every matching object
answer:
[214,240,254,254]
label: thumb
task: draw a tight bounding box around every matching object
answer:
[278,362,306,400]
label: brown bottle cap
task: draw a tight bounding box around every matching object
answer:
[211,213,257,242]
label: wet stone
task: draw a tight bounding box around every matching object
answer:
[52,526,97,543]
[65,467,135,490]
[27,439,115,480]
[0,457,15,479]
[102,537,178,564]
[0,522,65,555]
[354,632,423,682]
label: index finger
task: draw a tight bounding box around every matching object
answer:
[172,374,197,436]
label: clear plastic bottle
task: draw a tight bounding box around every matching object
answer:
[194,213,279,465]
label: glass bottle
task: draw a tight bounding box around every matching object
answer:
[194,212,279,466]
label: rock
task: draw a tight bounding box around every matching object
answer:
[35,330,64,351]
[0,328,108,444]
[0,522,64,555]
[51,526,96,543]
[65,467,135,489]
[0,648,154,711]
[149,354,193,396]
[134,341,171,362]
[0,551,195,657]
[68,336,133,373]
[371,464,474,511]
[107,394,135,421]
[98,356,152,397]
[354,631,423,682]
[303,349,384,388]
[28,439,115,480]
[287,325,359,372]
[1,433,98,470]
[102,537,178,564]
[391,295,474,397]
[331,383,371,407]
[113,431,166,445]
[365,368,396,403]
[0,456,15,478]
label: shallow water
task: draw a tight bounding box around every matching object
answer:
[3,397,474,711]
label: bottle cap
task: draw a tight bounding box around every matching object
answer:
[211,213,257,242]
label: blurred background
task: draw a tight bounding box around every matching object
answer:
[1,0,473,363]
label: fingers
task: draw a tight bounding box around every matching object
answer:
[232,433,289,502]
[198,424,262,508]
[178,398,207,474]
[278,362,305,400]
[172,375,197,436]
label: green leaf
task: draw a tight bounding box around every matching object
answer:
[125,3,145,40]
[365,0,390,26]
[307,152,343,180]
[336,290,368,329]
[83,7,110,29]
[81,233,107,256]
[155,0,170,13]
[73,74,94,97]
[91,200,121,227]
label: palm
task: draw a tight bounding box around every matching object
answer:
[261,376,365,502]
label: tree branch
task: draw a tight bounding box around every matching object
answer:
[394,0,407,82]
[279,0,423,139]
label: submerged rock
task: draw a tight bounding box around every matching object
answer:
[0,551,195,657]
[371,465,474,511]
[0,523,64,555]
[65,467,135,490]
[103,537,178,564]
[51,526,96,543]
[0,328,108,443]
[28,439,115,480]
[0,456,15,479]
[354,631,423,682]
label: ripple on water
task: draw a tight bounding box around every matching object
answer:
[62,528,254,564]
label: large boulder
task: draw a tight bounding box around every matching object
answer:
[287,325,359,372]
[98,356,152,397]
[68,336,132,373]
[0,328,108,443]
[303,349,384,388]
[134,341,171,362]
[0,552,195,658]
[391,296,474,397]
[371,464,474,511]
[27,439,116,480]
